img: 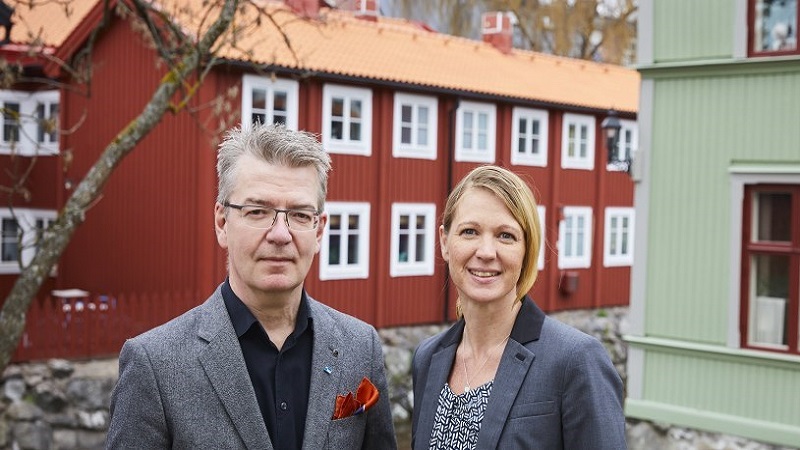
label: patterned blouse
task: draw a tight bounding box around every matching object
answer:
[428,382,493,450]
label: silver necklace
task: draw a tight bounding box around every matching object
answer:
[461,328,510,393]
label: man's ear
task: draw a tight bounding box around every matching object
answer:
[214,202,229,249]
[314,212,327,254]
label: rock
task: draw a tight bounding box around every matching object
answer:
[7,401,43,421]
[33,381,68,412]
[3,377,27,402]
[48,360,74,379]
[11,421,52,450]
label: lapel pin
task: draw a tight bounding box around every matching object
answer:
[332,349,339,357]
[324,366,332,374]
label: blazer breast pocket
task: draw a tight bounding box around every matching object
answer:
[508,400,556,419]
[325,413,366,449]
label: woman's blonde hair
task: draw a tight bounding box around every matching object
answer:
[441,165,541,302]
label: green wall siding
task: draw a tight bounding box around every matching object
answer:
[644,67,800,343]
[653,0,735,62]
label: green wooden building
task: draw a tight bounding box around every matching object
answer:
[626,0,800,446]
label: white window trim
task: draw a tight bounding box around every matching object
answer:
[455,100,496,163]
[0,90,59,156]
[511,107,549,167]
[607,119,637,172]
[561,113,595,170]
[393,93,438,160]
[319,202,370,280]
[558,206,593,269]
[537,206,546,270]
[0,208,57,274]
[603,207,635,267]
[322,84,373,156]
[390,203,436,277]
[241,75,299,130]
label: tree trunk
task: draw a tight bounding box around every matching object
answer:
[0,0,240,373]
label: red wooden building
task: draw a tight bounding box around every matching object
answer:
[1,0,639,341]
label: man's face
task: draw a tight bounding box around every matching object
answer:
[215,155,326,303]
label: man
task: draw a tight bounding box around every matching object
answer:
[107,123,396,449]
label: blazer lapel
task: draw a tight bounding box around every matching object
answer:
[197,292,273,450]
[414,337,459,450]
[476,340,535,449]
[301,299,344,450]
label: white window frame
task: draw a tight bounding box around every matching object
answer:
[322,84,372,156]
[603,207,635,267]
[0,90,59,156]
[393,93,438,160]
[511,107,549,167]
[607,119,637,172]
[0,208,57,274]
[241,75,299,130]
[319,202,370,280]
[558,206,593,269]
[561,113,595,170]
[455,100,496,163]
[537,206,546,270]
[390,203,436,277]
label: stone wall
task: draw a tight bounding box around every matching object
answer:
[1,307,796,449]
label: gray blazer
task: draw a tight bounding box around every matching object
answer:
[106,285,396,450]
[412,297,626,449]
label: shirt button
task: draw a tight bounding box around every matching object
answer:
[280,401,288,411]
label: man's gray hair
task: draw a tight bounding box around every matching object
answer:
[216,123,332,210]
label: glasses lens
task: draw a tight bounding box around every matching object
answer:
[238,205,317,231]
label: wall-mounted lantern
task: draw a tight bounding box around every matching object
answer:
[602,109,631,174]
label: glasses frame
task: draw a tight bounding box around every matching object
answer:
[223,202,320,231]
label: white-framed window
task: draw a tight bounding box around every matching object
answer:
[393,93,438,160]
[511,107,549,167]
[0,208,57,274]
[455,101,496,163]
[561,113,595,170]
[558,206,593,269]
[608,119,637,172]
[241,75,299,130]
[390,203,436,277]
[0,90,59,156]
[322,84,372,156]
[320,202,370,280]
[603,207,634,267]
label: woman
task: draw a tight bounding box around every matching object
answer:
[412,165,626,449]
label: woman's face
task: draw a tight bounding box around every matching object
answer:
[440,187,526,307]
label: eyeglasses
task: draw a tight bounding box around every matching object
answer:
[223,202,320,231]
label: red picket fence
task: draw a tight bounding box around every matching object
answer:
[11,291,201,363]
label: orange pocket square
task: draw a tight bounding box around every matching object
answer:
[332,377,379,419]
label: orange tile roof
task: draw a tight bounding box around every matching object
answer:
[7,0,638,113]
[7,0,97,49]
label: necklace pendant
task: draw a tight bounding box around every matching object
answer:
[464,384,470,393]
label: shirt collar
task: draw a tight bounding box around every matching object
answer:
[222,278,312,339]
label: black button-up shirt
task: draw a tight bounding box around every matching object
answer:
[222,280,313,449]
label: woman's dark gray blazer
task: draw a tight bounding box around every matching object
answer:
[412,297,627,449]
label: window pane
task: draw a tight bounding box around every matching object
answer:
[399,214,409,230]
[401,126,412,144]
[329,214,341,230]
[347,234,359,264]
[2,218,19,262]
[251,113,266,125]
[331,121,343,139]
[328,235,341,265]
[350,100,362,119]
[518,118,527,134]
[348,215,359,230]
[398,234,409,262]
[754,191,791,242]
[274,92,287,112]
[418,127,428,146]
[750,254,789,346]
[252,89,266,110]
[418,106,428,124]
[4,102,20,143]
[331,98,344,117]
[753,0,797,52]
[349,122,361,141]
[401,105,412,123]
[415,231,425,262]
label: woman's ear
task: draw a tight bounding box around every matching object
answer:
[439,225,449,262]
